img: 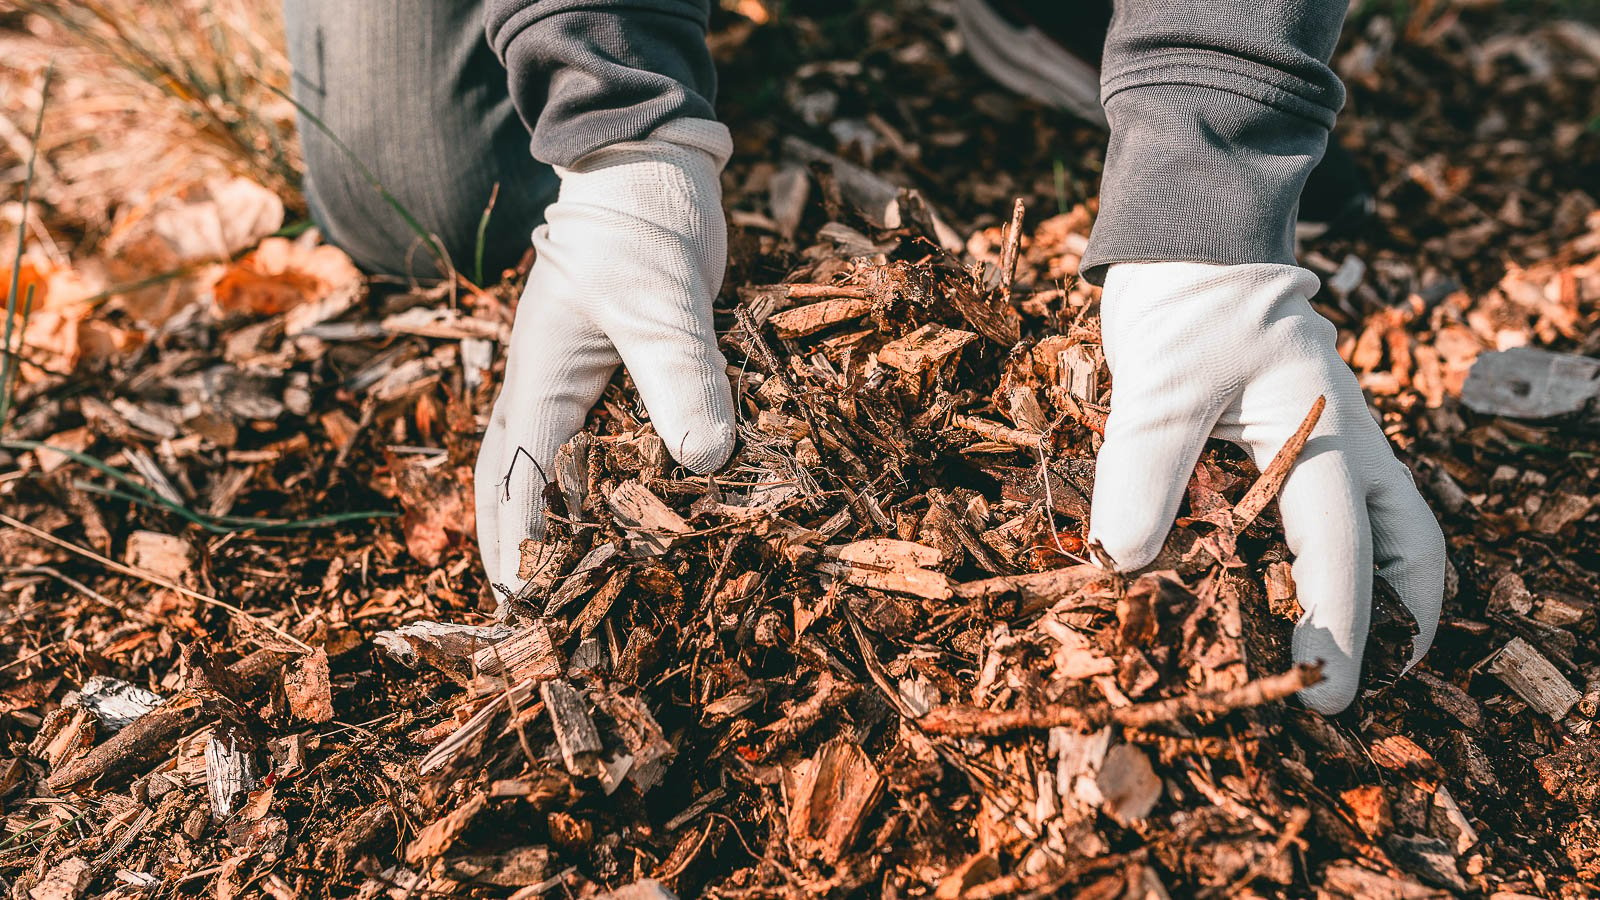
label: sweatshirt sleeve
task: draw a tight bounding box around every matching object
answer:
[485,0,717,169]
[1078,1,1348,285]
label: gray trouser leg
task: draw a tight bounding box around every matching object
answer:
[283,0,558,280]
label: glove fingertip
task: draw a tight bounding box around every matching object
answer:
[1296,674,1359,715]
[1085,522,1166,573]
[1292,626,1362,714]
[670,419,736,474]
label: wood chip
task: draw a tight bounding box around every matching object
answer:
[607,480,691,555]
[1485,637,1582,719]
[284,648,334,723]
[474,620,564,684]
[785,738,885,863]
[877,322,977,374]
[818,539,952,600]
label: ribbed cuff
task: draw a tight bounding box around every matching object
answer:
[487,0,717,168]
[1079,82,1333,286]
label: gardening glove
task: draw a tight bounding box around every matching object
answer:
[475,119,737,590]
[1088,262,1446,713]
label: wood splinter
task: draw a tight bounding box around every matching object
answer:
[1232,395,1326,531]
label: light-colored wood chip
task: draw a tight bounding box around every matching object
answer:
[1486,636,1582,719]
[877,322,977,374]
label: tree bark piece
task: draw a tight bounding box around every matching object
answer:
[768,298,872,338]
[921,664,1321,736]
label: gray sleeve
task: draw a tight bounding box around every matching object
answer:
[1078,1,1348,285]
[485,0,717,168]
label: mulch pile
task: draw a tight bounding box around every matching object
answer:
[2,2,1599,898]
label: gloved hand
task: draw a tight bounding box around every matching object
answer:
[1088,262,1446,713]
[475,119,738,590]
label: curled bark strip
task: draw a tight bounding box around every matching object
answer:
[919,663,1321,737]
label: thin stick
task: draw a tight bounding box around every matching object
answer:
[998,197,1024,304]
[0,512,312,653]
[1233,395,1325,531]
[919,663,1321,736]
[951,414,1043,449]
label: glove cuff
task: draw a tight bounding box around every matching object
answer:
[560,118,732,177]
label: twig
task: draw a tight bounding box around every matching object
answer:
[0,512,312,653]
[1204,806,1311,899]
[780,284,873,300]
[997,197,1024,305]
[1233,395,1325,530]
[951,414,1043,449]
[919,663,1321,736]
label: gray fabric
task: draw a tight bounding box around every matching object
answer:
[1078,0,1348,284]
[485,0,717,168]
[286,0,1343,287]
[284,0,559,279]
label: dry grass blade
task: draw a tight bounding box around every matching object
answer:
[0,512,311,652]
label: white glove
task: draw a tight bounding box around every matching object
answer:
[475,119,738,589]
[1088,262,1446,713]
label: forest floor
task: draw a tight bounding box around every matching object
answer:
[1,1,1599,898]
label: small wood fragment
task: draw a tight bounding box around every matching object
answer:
[405,792,488,864]
[818,539,952,600]
[594,693,672,792]
[1486,637,1582,719]
[951,414,1043,449]
[442,846,551,887]
[1059,343,1101,405]
[284,648,334,723]
[124,530,193,583]
[997,198,1024,304]
[607,480,690,556]
[540,681,603,778]
[599,880,679,900]
[373,621,516,677]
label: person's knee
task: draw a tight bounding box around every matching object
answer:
[283,2,556,279]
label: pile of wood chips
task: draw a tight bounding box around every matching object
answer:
[2,2,1600,898]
